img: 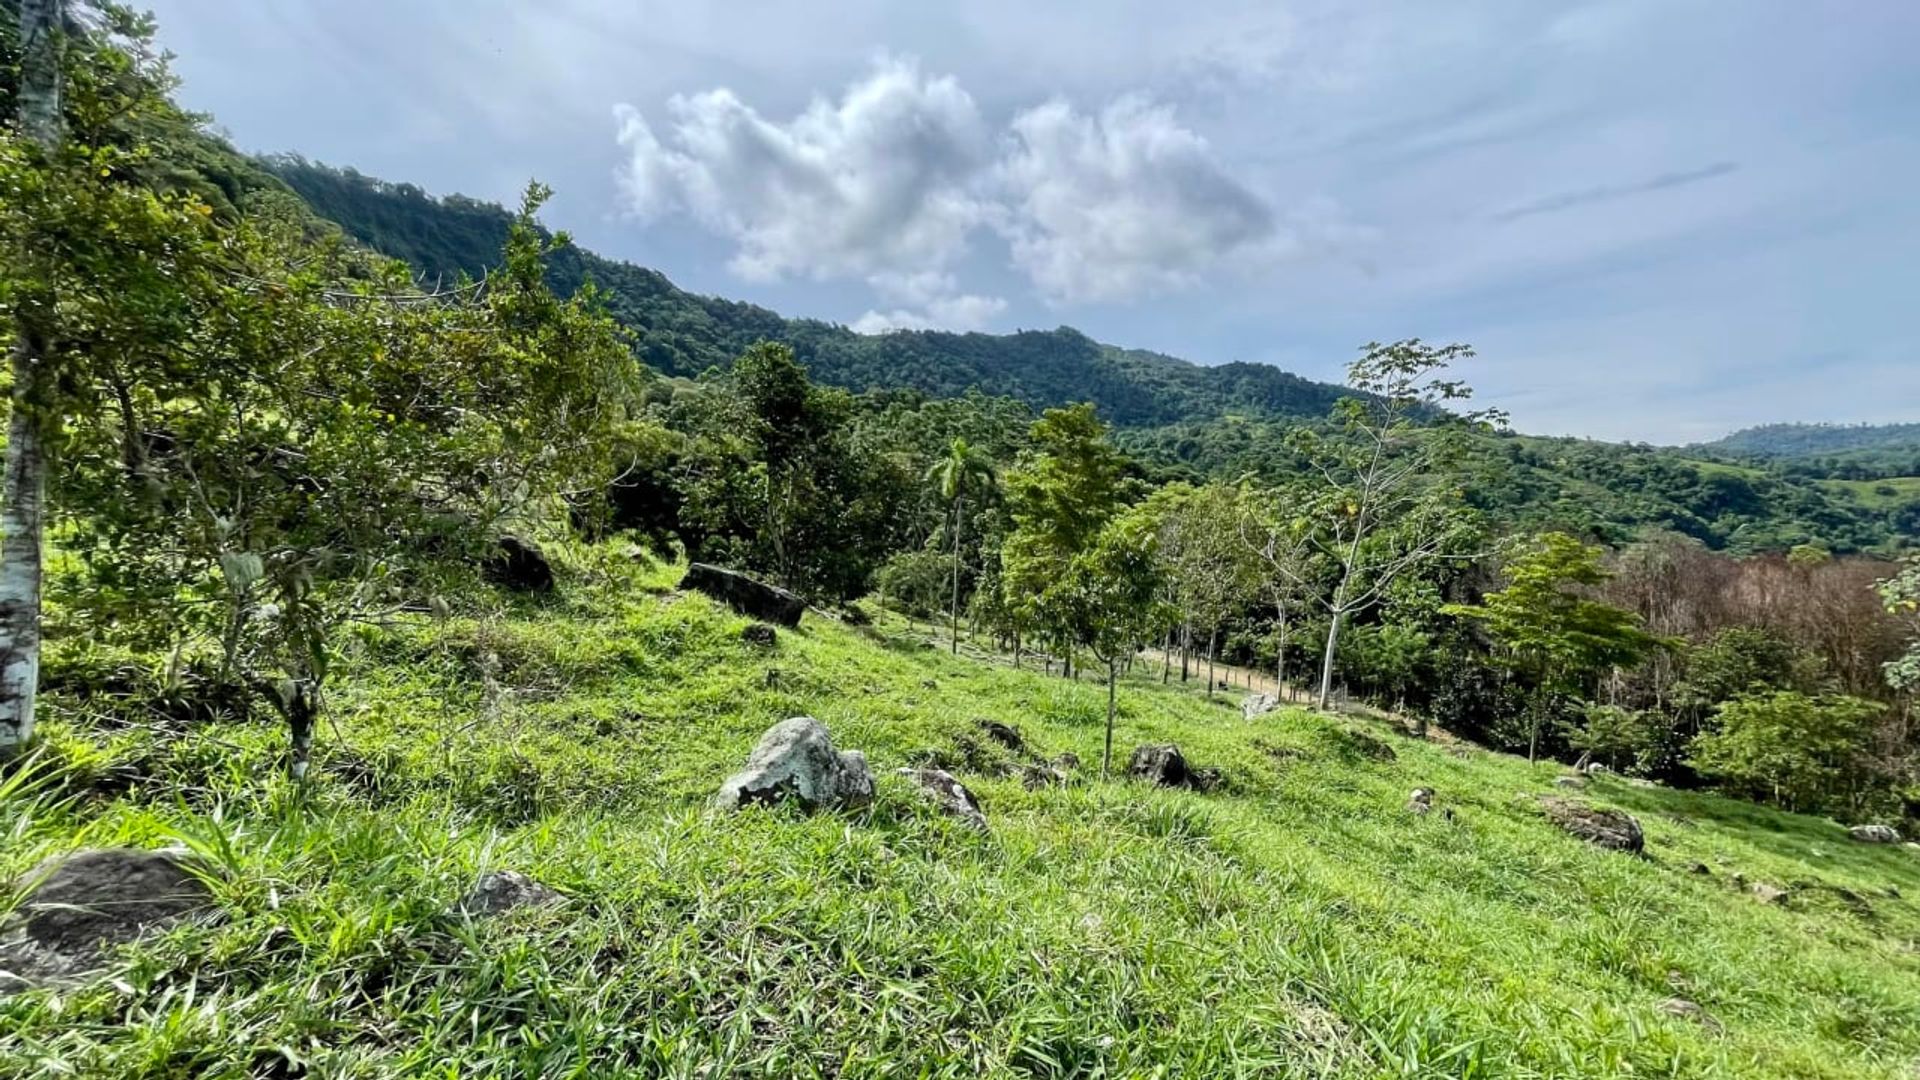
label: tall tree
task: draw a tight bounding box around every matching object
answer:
[0,0,64,757]
[1445,532,1661,763]
[1237,480,1318,699]
[926,436,995,654]
[1002,404,1130,678]
[1289,340,1499,710]
[1067,507,1166,777]
[1880,555,1920,693]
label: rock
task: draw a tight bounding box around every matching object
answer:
[0,848,212,988]
[456,870,563,917]
[1408,787,1435,815]
[485,535,554,592]
[715,717,874,811]
[1540,798,1645,854]
[1553,775,1589,790]
[1054,752,1081,772]
[1337,728,1397,762]
[896,768,989,831]
[979,719,1024,752]
[1129,744,1194,788]
[1658,998,1722,1033]
[680,562,806,627]
[1189,766,1225,793]
[1848,824,1901,844]
[1584,762,1612,775]
[1128,744,1223,792]
[1687,862,1712,876]
[1750,881,1789,904]
[1240,692,1279,720]
[739,623,778,648]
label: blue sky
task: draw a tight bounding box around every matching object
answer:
[142,1,1919,443]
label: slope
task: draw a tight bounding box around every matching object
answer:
[7,542,1919,1078]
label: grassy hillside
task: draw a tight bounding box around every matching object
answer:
[7,544,1919,1078]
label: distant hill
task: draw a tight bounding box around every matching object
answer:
[1694,423,1920,484]
[258,157,1916,554]
[1697,422,1920,459]
[264,158,1353,428]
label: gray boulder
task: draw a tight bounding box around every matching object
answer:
[979,719,1024,752]
[1408,787,1436,815]
[0,848,213,989]
[455,870,563,917]
[716,717,874,811]
[1240,693,1279,720]
[681,563,806,626]
[1750,881,1789,904]
[897,768,989,831]
[1541,798,1644,853]
[1848,824,1901,844]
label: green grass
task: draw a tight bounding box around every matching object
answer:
[1820,476,1920,509]
[5,543,1919,1078]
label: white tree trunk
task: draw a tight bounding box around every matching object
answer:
[0,0,65,760]
[1317,609,1345,711]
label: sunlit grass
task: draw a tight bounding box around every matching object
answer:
[4,542,1918,1078]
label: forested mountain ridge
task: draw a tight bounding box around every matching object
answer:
[259,158,1915,554]
[1698,422,1920,460]
[265,158,1354,428]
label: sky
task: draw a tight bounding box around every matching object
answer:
[140,0,1920,444]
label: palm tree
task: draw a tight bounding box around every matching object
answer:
[926,438,997,654]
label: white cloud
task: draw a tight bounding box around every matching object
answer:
[613,57,996,283]
[996,96,1281,303]
[614,61,1325,317]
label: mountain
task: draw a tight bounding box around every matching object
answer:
[265,158,1353,429]
[260,157,1915,555]
[1698,422,1920,460]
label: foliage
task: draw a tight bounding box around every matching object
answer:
[1880,556,1920,692]
[1445,532,1661,760]
[1691,691,1895,815]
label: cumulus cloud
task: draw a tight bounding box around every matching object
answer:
[996,96,1278,303]
[614,59,1329,321]
[613,58,996,283]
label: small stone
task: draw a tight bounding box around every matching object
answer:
[456,870,563,917]
[1848,824,1901,844]
[896,768,989,831]
[1687,862,1712,876]
[1750,881,1789,904]
[1053,752,1081,772]
[1658,997,1722,1033]
[740,623,777,648]
[1240,693,1279,720]
[1407,787,1435,815]
[1553,775,1588,790]
[979,720,1023,752]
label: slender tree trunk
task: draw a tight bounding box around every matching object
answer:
[1274,604,1288,699]
[948,495,963,655]
[1160,629,1171,684]
[1103,658,1117,779]
[1205,626,1218,699]
[1180,619,1191,682]
[1317,608,1346,711]
[0,0,64,762]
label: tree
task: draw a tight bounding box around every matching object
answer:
[1690,691,1889,814]
[1237,480,1318,698]
[1062,506,1166,777]
[1289,340,1499,710]
[1002,404,1130,678]
[0,0,64,758]
[926,436,995,654]
[1879,555,1920,693]
[54,183,638,779]
[1444,532,1660,763]
[1140,482,1256,697]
